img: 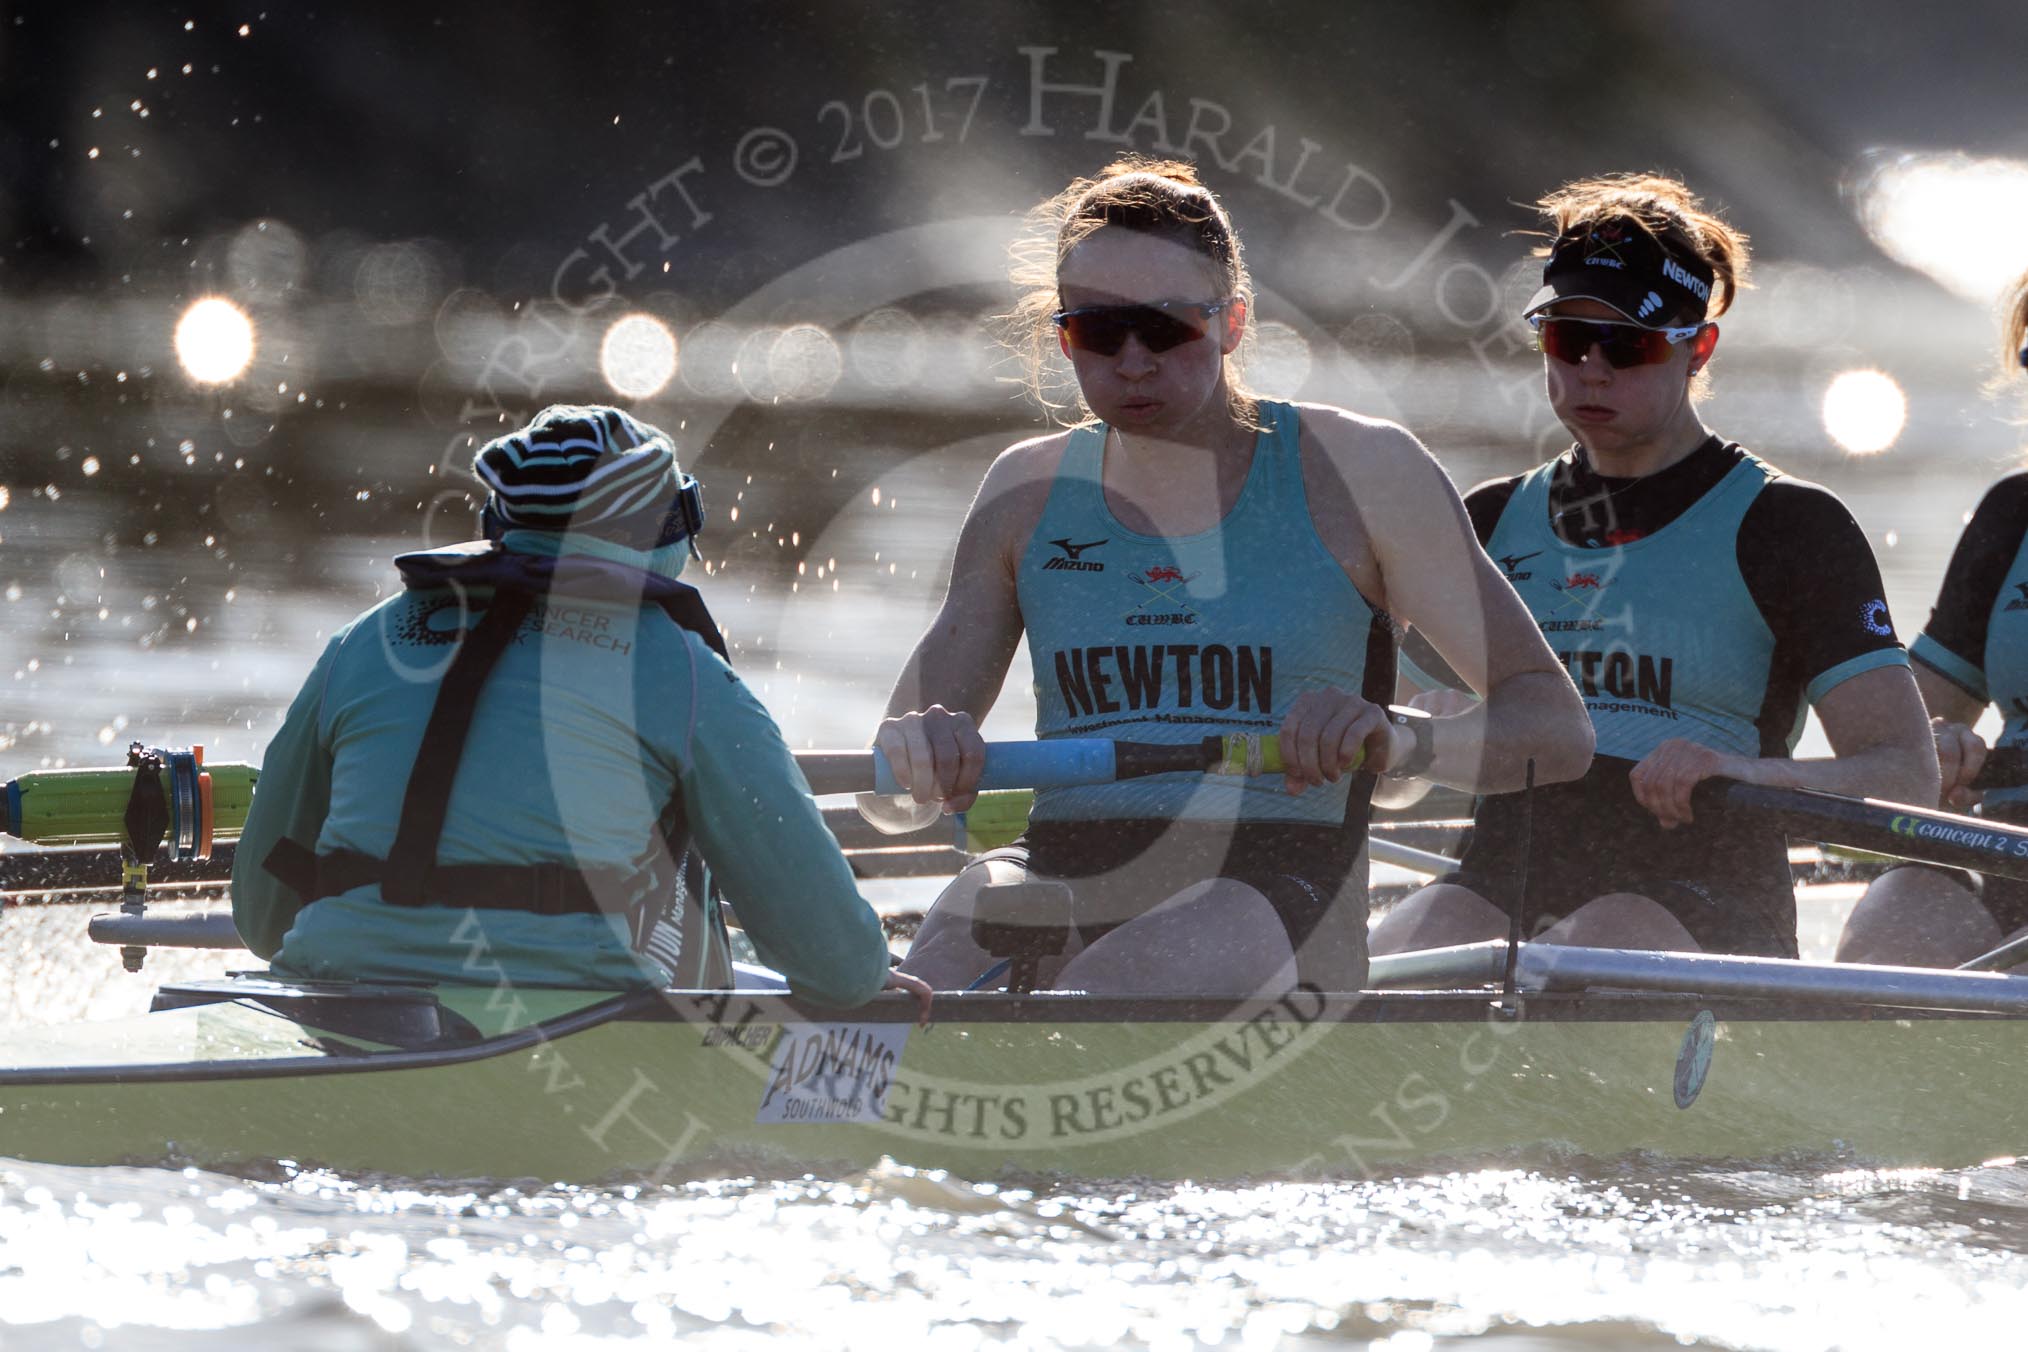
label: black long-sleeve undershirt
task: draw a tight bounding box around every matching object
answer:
[1420,437,1901,753]
[1910,470,2028,698]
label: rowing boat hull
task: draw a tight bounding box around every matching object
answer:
[3,984,2025,1181]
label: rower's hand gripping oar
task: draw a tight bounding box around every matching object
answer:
[808,735,1457,877]
[1968,745,2028,792]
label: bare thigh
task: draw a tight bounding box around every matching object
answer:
[1373,886,1698,955]
[1536,892,1698,952]
[1055,878,1296,997]
[1368,883,1509,955]
[1836,867,2002,967]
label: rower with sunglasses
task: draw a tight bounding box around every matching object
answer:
[1373,173,1936,960]
[873,158,1592,995]
[1836,271,2028,969]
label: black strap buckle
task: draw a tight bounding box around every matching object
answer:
[673,473,706,559]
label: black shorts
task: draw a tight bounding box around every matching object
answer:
[983,818,1368,988]
[1450,765,1799,959]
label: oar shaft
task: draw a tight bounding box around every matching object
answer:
[1959,930,2028,972]
[1369,837,1459,876]
[2,841,242,898]
[1695,777,2028,882]
[799,743,1123,797]
[799,735,1284,797]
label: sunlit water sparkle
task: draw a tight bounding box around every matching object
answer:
[7,1154,2028,1349]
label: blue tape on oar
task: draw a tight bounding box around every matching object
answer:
[871,740,1120,796]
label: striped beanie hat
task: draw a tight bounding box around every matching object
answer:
[474,405,683,539]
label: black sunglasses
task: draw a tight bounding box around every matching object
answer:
[1530,316,1702,370]
[1053,298,1234,356]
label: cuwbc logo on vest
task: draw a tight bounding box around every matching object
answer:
[1548,569,1617,615]
[1125,566,1199,624]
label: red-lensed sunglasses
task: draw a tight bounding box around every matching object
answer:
[1530,316,1703,369]
[1053,298,1234,356]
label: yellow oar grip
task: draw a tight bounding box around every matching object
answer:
[960,789,1034,854]
[1211,733,1284,776]
[1207,734,1367,777]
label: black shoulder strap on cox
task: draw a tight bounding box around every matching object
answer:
[380,586,538,906]
[653,584,728,661]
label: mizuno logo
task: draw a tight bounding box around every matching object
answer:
[1497,550,1541,578]
[1044,537,1108,573]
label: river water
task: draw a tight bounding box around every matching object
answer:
[5,356,2028,1347]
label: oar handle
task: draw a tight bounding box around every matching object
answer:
[1692,777,2028,883]
[797,743,1116,797]
[798,734,1286,797]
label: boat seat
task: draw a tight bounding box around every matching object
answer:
[971,880,1075,994]
[150,977,483,1050]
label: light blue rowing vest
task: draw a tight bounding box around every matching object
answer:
[1484,451,1782,761]
[1017,400,1387,825]
[1915,534,2028,812]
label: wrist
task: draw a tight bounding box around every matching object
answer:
[1715,751,1765,786]
[1381,705,1436,780]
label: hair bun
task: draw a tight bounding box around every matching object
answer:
[1096,155,1204,188]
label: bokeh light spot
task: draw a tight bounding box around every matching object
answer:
[850,308,926,389]
[1822,369,1907,455]
[174,299,256,384]
[599,313,679,399]
[768,324,843,401]
[354,242,442,326]
[1856,152,2028,303]
[1248,321,1313,396]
